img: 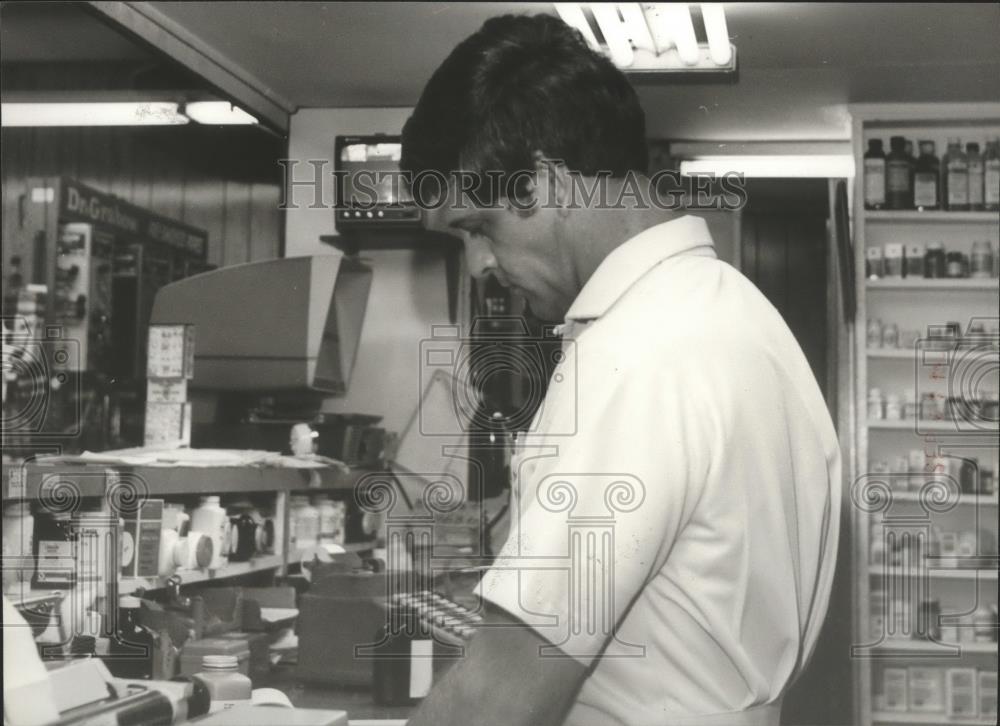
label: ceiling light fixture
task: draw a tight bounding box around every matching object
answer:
[554,3,737,74]
[0,102,189,127]
[679,155,856,178]
[183,101,258,125]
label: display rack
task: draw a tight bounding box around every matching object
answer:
[849,103,1000,726]
[2,461,374,594]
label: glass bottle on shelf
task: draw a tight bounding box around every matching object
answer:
[863,138,886,210]
[942,138,969,211]
[913,140,940,211]
[970,240,994,279]
[924,243,946,278]
[984,138,1000,211]
[885,136,912,210]
[966,141,984,210]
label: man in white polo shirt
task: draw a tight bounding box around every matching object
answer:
[400,13,841,726]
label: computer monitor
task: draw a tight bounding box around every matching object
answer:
[149,255,372,395]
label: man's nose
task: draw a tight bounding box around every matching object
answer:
[464,235,497,280]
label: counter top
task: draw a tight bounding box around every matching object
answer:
[259,665,412,722]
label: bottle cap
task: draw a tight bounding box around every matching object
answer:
[200,496,221,505]
[201,654,239,670]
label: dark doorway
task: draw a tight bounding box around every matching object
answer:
[739,178,852,726]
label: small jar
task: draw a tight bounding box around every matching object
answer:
[920,393,941,421]
[881,322,899,349]
[945,251,965,278]
[868,389,885,420]
[971,240,994,278]
[884,243,904,277]
[866,246,884,279]
[905,243,925,277]
[866,318,883,348]
[924,243,946,278]
[885,394,903,420]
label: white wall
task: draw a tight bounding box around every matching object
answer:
[284,107,453,436]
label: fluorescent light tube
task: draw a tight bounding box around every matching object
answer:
[554,3,602,52]
[661,4,700,66]
[619,3,656,53]
[184,101,257,125]
[590,3,635,68]
[679,155,856,178]
[0,102,188,127]
[701,4,733,66]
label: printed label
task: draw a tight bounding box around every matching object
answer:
[864,160,885,204]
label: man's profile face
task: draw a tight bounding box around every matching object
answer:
[426,180,578,323]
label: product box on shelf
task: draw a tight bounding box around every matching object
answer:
[144,402,192,448]
[120,498,164,578]
[146,379,188,404]
[147,324,195,379]
[908,666,945,713]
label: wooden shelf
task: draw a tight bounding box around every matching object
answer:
[888,492,999,505]
[6,462,375,500]
[873,711,996,725]
[865,210,1000,223]
[867,348,999,361]
[868,566,998,580]
[867,278,999,291]
[866,420,1000,433]
[867,420,998,433]
[120,553,284,592]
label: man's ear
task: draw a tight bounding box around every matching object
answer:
[533,151,572,217]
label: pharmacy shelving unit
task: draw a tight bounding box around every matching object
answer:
[850,103,1000,726]
[2,460,373,594]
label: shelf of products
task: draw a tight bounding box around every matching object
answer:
[120,553,284,593]
[5,462,372,500]
[870,640,997,655]
[850,103,1000,726]
[867,420,1000,433]
[868,567,999,581]
[866,211,1000,223]
[872,711,994,725]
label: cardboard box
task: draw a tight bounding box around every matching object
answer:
[144,402,191,447]
[882,668,908,712]
[909,666,945,712]
[146,379,188,404]
[980,670,998,721]
[147,324,195,379]
[121,499,164,578]
[946,667,978,718]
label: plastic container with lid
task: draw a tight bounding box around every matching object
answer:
[924,243,946,278]
[179,636,251,677]
[868,389,885,420]
[971,240,994,278]
[191,496,229,570]
[193,654,252,713]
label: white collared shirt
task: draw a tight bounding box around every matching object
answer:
[475,216,841,725]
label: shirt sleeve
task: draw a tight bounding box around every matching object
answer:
[474,350,716,666]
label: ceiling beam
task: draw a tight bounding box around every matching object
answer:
[87,1,293,134]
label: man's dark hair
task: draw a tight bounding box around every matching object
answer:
[401,13,647,204]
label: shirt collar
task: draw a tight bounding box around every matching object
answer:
[564,215,717,323]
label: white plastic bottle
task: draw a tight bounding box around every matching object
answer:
[190,496,228,569]
[194,654,252,713]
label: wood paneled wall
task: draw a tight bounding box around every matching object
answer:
[1,123,285,274]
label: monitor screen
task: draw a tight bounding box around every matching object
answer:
[335,135,421,231]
